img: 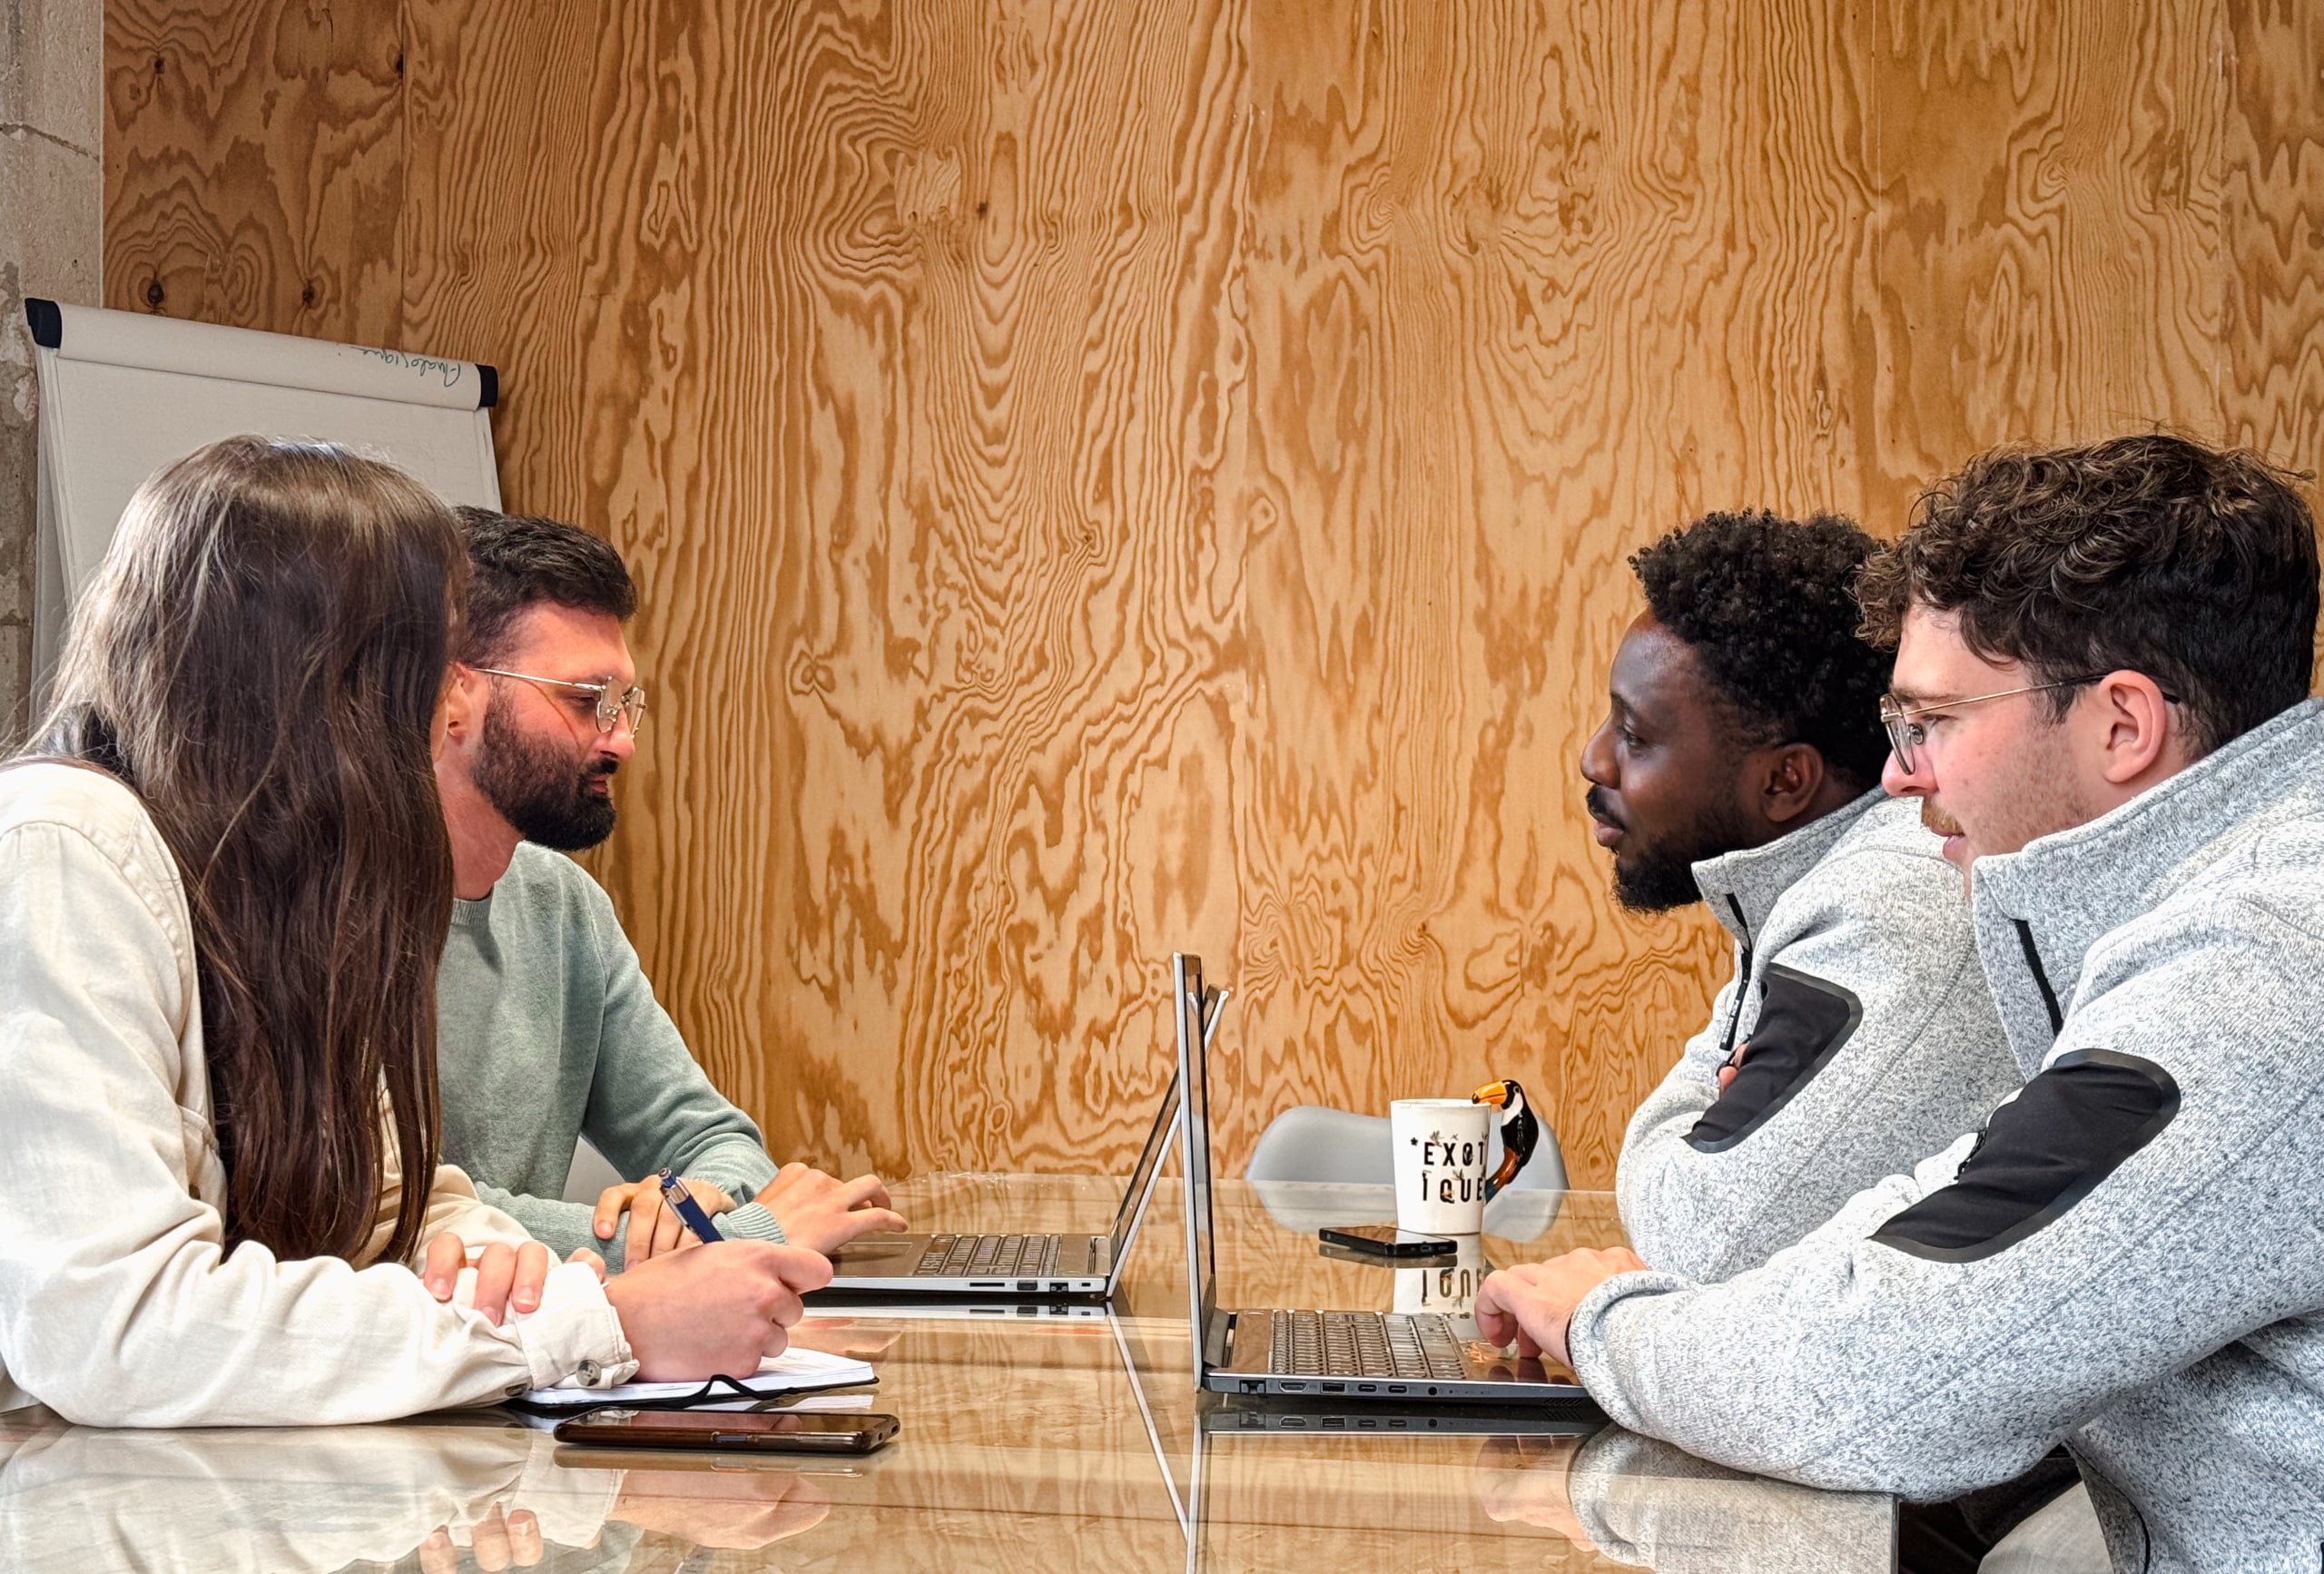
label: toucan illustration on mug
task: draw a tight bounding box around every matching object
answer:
[1472,1079,1541,1200]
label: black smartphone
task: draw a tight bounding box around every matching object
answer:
[554,1407,900,1455]
[1316,1223,1458,1259]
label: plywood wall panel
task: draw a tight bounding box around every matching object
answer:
[2220,0,2324,471]
[1224,0,1882,1178]
[398,0,1253,1176]
[399,0,600,513]
[1862,0,2229,533]
[101,0,2324,1186]
[104,0,402,341]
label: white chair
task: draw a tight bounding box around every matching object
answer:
[561,1136,627,1204]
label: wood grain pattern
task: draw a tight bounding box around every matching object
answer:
[2220,0,2324,460]
[1228,0,1880,1183]
[1862,0,2230,530]
[104,0,404,342]
[103,0,2324,1186]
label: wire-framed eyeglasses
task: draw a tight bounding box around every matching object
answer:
[1877,678,2101,774]
[474,666,647,736]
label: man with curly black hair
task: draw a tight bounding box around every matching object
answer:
[1583,510,2017,1283]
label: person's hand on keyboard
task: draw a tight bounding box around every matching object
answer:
[1472,1248,1648,1367]
[752,1164,908,1255]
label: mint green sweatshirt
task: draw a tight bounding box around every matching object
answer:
[436,842,784,1267]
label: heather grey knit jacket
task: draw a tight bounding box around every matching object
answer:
[1565,699,2324,1546]
[1618,792,2018,1280]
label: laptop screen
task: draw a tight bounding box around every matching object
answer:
[1174,954,1219,1335]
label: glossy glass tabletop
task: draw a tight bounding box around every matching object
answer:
[0,1175,1895,1571]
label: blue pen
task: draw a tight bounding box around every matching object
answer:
[655,1168,724,1243]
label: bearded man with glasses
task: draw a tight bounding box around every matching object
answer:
[1476,434,2324,1570]
[434,508,904,1270]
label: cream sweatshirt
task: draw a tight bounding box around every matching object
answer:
[0,762,636,1426]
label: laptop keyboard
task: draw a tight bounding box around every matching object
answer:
[1268,1311,1471,1381]
[913,1234,1065,1278]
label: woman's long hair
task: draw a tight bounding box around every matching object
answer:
[34,436,467,1266]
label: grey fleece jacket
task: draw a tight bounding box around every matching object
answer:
[1562,699,2324,1544]
[437,842,785,1267]
[1618,791,2018,1280]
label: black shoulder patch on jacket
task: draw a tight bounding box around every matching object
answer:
[1871,1049,2181,1263]
[1686,964,1864,1153]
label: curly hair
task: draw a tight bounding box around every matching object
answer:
[1856,435,2319,758]
[1631,509,1893,792]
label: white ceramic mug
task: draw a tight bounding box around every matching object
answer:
[1393,1232,1486,1315]
[1390,1098,1492,1235]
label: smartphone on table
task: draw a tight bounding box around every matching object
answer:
[1316,1223,1458,1260]
[555,1407,900,1455]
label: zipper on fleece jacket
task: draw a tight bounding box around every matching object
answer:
[1954,920,2067,1174]
[2014,919,2065,1035]
[1717,893,1755,1060]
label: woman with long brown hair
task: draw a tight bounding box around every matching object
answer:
[0,437,824,1425]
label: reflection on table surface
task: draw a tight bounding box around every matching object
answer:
[0,1175,1895,1572]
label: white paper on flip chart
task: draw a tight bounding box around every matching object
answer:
[25,299,505,684]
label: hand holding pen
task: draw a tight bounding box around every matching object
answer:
[656,1168,726,1244]
[588,1171,733,1264]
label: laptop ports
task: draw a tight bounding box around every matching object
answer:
[1016,1280,1037,1292]
[1322,1382,1345,1393]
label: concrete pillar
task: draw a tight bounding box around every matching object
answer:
[0,0,102,739]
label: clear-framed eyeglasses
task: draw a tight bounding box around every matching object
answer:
[1877,677,2102,775]
[474,666,648,736]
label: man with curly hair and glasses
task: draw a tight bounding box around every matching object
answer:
[1482,435,2324,1570]
[1583,511,2017,1284]
[434,508,905,1271]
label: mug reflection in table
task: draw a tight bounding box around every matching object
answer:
[1393,1234,1485,1315]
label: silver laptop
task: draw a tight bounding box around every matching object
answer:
[1172,952,1590,1404]
[816,1064,1180,1300]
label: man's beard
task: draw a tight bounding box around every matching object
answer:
[474,695,620,851]
[1591,785,1761,915]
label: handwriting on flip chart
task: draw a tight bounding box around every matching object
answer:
[353,346,468,389]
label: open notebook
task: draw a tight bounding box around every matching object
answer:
[508,1347,876,1414]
